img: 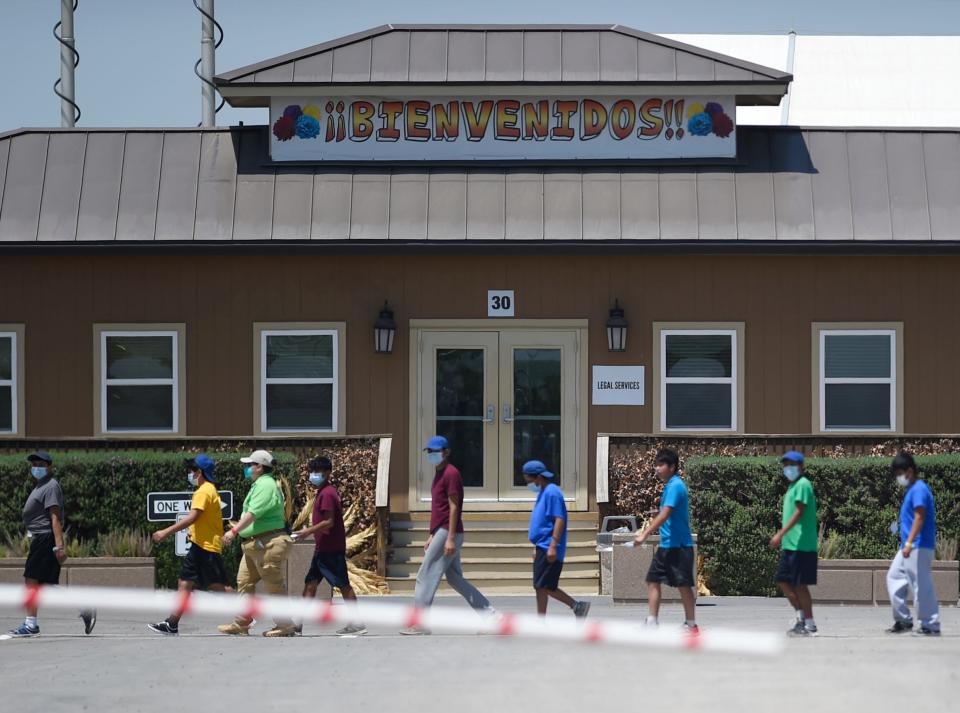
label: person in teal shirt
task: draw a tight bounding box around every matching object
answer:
[769,451,819,636]
[219,449,295,637]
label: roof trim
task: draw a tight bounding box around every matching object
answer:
[214,23,793,85]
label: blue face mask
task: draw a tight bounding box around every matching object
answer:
[527,482,540,493]
[31,467,48,479]
[783,465,801,482]
[309,472,325,487]
[187,472,198,487]
[243,465,254,480]
[426,452,444,466]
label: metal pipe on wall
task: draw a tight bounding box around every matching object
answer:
[54,0,80,127]
[200,0,216,126]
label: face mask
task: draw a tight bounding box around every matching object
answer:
[426,452,444,466]
[527,482,540,493]
[31,467,47,479]
[187,472,198,487]
[309,472,325,487]
[244,465,254,480]
[896,474,910,488]
[783,466,800,482]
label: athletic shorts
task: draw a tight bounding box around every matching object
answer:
[646,546,695,588]
[305,551,350,590]
[775,550,818,586]
[24,532,61,585]
[533,547,564,591]
[179,545,228,589]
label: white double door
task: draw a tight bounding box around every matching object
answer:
[416,329,581,507]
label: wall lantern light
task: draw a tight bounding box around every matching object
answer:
[374,301,397,354]
[606,299,628,352]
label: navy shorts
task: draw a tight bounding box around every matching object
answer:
[179,545,228,589]
[533,547,564,591]
[24,533,61,585]
[305,551,350,590]
[775,550,818,586]
[646,546,696,588]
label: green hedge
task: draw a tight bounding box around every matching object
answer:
[686,455,960,596]
[0,451,297,589]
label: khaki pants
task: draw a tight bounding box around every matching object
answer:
[235,531,292,626]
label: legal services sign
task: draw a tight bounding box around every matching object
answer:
[270,95,736,162]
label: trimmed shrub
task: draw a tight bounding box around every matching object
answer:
[686,455,960,596]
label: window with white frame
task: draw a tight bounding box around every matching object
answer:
[0,332,17,433]
[260,329,339,432]
[100,330,179,433]
[819,329,896,431]
[660,329,738,431]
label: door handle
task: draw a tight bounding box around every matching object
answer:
[482,405,495,424]
[502,404,514,424]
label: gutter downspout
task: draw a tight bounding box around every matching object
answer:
[780,29,797,125]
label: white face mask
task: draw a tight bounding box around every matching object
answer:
[31,467,47,479]
[187,472,198,487]
[527,482,541,493]
[426,452,444,466]
[309,472,325,487]
[896,474,910,488]
[783,465,800,482]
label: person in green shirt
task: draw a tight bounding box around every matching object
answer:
[769,451,819,637]
[218,449,296,637]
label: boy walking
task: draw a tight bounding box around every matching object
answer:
[399,436,497,635]
[523,460,590,618]
[148,454,228,635]
[886,452,940,636]
[632,449,697,632]
[769,451,819,636]
[292,456,365,636]
[4,451,96,638]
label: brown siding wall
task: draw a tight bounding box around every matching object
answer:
[2,252,959,511]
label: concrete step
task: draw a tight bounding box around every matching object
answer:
[387,556,600,578]
[390,542,599,561]
[386,571,599,596]
[391,528,597,547]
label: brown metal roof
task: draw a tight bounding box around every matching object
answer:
[215,25,791,107]
[1,125,958,245]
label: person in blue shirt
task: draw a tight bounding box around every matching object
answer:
[633,449,697,632]
[524,460,590,618]
[885,452,940,636]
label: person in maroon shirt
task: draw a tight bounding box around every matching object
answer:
[292,456,365,636]
[400,436,498,635]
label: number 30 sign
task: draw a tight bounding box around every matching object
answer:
[487,290,515,317]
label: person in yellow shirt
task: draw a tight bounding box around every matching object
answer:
[147,454,227,635]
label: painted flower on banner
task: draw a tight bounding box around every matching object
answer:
[688,112,713,136]
[272,114,296,141]
[302,104,321,120]
[295,113,321,139]
[711,111,734,138]
[686,102,706,119]
[274,104,320,141]
[283,104,303,119]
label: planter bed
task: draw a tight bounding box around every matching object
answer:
[813,559,958,605]
[0,557,155,588]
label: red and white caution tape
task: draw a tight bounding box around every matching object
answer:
[0,584,783,655]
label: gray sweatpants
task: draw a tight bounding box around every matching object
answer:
[413,528,491,611]
[886,547,940,631]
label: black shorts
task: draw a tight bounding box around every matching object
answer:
[305,551,350,590]
[646,546,695,588]
[24,532,61,585]
[775,550,818,586]
[533,547,564,591]
[179,545,228,589]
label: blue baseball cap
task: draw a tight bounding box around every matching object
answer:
[522,460,554,478]
[27,451,53,464]
[424,436,449,452]
[185,453,217,483]
[781,451,805,465]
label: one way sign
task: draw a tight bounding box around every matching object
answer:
[147,491,234,522]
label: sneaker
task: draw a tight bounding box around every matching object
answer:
[787,621,808,636]
[4,623,40,638]
[644,616,659,628]
[263,625,298,638]
[682,623,700,634]
[80,610,97,635]
[573,601,591,619]
[147,621,179,636]
[398,626,431,636]
[804,624,819,636]
[913,627,941,637]
[886,620,913,634]
[293,624,303,636]
[336,624,368,636]
[217,622,250,636]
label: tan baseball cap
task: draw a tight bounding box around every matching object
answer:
[240,449,274,467]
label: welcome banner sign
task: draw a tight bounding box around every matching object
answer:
[269,95,736,162]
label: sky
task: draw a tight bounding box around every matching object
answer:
[1,0,958,132]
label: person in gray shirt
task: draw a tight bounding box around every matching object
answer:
[3,451,96,639]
